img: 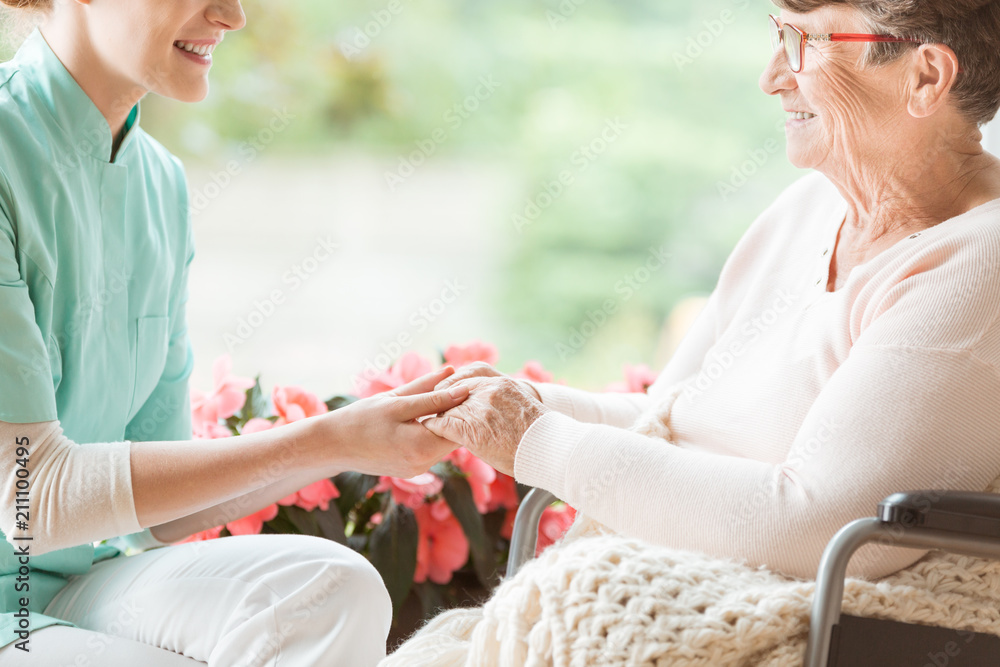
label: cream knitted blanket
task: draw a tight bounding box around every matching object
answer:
[382,483,1000,666]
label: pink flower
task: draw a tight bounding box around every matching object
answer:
[226,504,279,536]
[604,364,659,394]
[177,526,223,543]
[487,473,520,513]
[191,355,256,432]
[443,340,499,368]
[277,479,341,512]
[193,420,234,440]
[373,473,443,509]
[353,352,435,398]
[500,506,516,540]
[446,448,496,514]
[511,360,553,384]
[272,385,328,426]
[241,418,275,434]
[414,499,469,584]
[537,504,577,555]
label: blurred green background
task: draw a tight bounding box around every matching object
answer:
[2,0,806,393]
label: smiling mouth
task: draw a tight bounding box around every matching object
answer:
[174,41,216,58]
[788,111,817,120]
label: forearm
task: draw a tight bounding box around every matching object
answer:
[150,458,342,543]
[131,415,323,530]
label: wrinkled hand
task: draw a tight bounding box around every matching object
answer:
[321,366,470,479]
[434,361,542,401]
[423,376,548,476]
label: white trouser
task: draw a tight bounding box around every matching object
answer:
[0,533,392,666]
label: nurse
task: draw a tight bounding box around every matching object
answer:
[0,1,469,665]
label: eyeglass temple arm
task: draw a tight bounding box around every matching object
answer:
[817,33,922,43]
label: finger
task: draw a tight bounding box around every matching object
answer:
[393,384,470,421]
[423,415,472,447]
[389,366,455,398]
[434,363,500,391]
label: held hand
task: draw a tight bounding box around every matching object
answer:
[316,366,471,478]
[433,361,542,401]
[423,376,548,476]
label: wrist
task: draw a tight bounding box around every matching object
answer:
[287,410,344,475]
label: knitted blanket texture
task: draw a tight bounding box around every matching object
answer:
[382,406,1000,667]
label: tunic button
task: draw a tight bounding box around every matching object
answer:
[909,234,920,239]
[822,248,829,256]
[815,278,822,285]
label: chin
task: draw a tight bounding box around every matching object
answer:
[163,82,210,104]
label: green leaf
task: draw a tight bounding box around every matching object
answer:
[324,394,359,411]
[415,581,449,619]
[441,475,498,588]
[283,505,321,537]
[314,505,348,545]
[430,460,462,478]
[334,472,380,515]
[242,376,268,421]
[265,511,300,535]
[369,501,418,615]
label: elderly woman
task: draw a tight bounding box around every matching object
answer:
[428,0,1000,585]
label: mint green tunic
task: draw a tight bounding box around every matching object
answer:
[0,28,194,648]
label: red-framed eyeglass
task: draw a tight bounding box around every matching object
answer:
[768,14,962,74]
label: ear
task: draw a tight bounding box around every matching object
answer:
[906,43,961,119]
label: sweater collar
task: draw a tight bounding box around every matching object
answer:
[15,26,141,163]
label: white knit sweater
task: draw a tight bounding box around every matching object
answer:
[382,170,1000,666]
[515,170,1000,582]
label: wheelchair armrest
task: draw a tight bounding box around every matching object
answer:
[877,490,1000,538]
[506,488,558,578]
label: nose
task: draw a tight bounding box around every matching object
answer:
[759,46,795,96]
[208,0,246,32]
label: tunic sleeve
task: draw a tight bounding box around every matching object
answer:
[0,200,58,423]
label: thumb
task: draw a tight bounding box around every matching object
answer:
[393,384,470,421]
[423,415,471,447]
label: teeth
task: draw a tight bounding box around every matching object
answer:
[174,41,215,57]
[789,111,817,120]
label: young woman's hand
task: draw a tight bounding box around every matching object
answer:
[308,366,471,479]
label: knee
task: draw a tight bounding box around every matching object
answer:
[287,536,392,632]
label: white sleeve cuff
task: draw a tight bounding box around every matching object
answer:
[513,411,590,500]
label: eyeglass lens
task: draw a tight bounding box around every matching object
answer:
[769,17,803,72]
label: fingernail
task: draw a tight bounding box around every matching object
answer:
[449,385,468,398]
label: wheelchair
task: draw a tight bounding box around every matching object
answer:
[506,488,1000,667]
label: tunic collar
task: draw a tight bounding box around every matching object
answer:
[14,27,141,163]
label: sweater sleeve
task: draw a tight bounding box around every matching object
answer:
[1,419,143,556]
[521,381,652,428]
[515,344,1000,580]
